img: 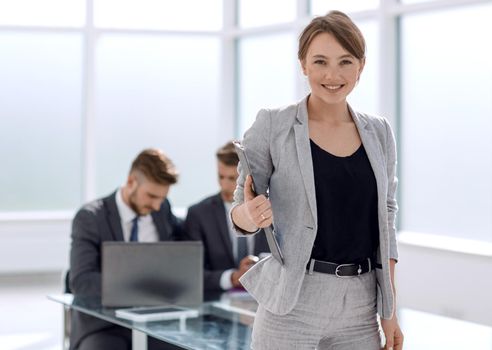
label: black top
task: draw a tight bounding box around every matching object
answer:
[309,139,379,264]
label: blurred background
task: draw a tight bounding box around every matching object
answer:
[0,0,491,349]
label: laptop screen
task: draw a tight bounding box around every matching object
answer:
[102,241,203,308]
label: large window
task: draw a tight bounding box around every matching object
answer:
[399,0,439,4]
[94,34,221,205]
[0,32,83,211]
[94,0,222,31]
[0,0,85,27]
[0,0,222,211]
[237,32,297,136]
[311,0,380,14]
[1,0,491,244]
[238,0,297,28]
[400,3,492,242]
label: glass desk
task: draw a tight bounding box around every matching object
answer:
[50,293,492,349]
[49,292,256,350]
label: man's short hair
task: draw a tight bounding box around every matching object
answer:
[216,141,239,167]
[130,148,178,185]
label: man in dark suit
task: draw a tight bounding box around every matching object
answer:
[69,148,184,350]
[185,141,269,292]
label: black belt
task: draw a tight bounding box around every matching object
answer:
[306,258,380,277]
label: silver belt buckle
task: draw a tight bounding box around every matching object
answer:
[335,263,358,278]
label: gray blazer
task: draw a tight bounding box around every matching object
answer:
[184,193,270,291]
[232,96,398,320]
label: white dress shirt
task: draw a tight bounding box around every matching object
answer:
[220,201,255,290]
[116,188,159,242]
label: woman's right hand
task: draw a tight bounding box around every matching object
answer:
[243,175,273,228]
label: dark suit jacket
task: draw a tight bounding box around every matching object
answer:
[184,193,269,291]
[69,191,184,350]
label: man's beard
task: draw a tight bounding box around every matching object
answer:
[128,191,143,215]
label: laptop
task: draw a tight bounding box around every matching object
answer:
[102,241,203,308]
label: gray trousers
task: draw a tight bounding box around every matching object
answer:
[251,270,381,350]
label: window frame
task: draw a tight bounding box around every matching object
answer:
[0,0,491,246]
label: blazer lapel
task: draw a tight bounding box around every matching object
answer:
[294,98,318,226]
[104,192,125,241]
[350,106,386,189]
[212,194,235,264]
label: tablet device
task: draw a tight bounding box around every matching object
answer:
[233,140,284,265]
[115,305,199,322]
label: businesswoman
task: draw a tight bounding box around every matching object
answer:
[231,11,403,350]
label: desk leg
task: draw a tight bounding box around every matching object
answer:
[132,329,148,350]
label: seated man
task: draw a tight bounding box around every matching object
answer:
[69,148,184,350]
[185,141,269,291]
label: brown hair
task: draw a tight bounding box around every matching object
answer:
[298,10,366,61]
[216,141,239,167]
[130,148,178,185]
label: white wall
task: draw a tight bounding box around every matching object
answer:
[2,223,492,328]
[396,232,492,327]
[0,207,188,274]
[0,217,71,274]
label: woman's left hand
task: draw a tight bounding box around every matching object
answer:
[381,315,404,350]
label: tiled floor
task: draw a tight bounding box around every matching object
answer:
[0,273,63,350]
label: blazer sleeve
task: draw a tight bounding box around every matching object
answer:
[231,109,274,235]
[184,207,225,291]
[69,208,103,297]
[384,118,399,262]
